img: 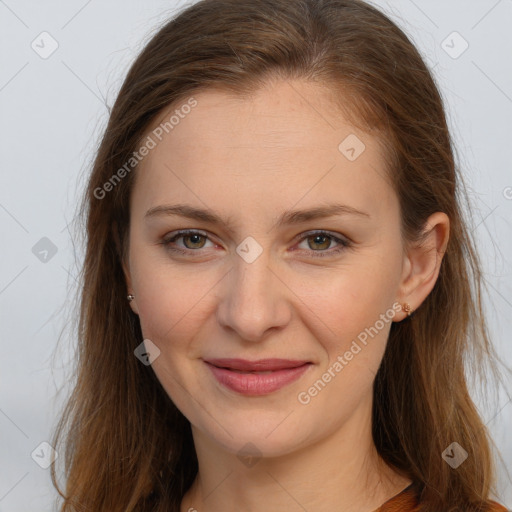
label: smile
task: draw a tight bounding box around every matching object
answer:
[203,358,312,395]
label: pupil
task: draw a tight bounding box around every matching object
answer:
[312,235,329,249]
[185,234,204,248]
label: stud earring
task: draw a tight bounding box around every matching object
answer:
[127,294,135,302]
[402,302,413,316]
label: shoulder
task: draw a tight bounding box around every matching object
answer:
[379,482,509,512]
[406,500,509,512]
[486,500,509,512]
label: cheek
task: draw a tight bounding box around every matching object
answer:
[130,253,218,351]
[297,256,400,363]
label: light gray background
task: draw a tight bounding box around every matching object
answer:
[0,1,511,510]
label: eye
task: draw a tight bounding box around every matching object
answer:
[160,230,215,255]
[160,229,352,258]
[294,230,352,258]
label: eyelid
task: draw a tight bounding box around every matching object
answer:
[161,229,216,247]
[292,229,351,244]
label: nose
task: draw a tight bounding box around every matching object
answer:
[216,251,292,343]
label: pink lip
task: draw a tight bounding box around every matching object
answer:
[204,358,312,395]
[204,358,310,371]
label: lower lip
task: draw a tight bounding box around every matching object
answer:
[205,362,312,395]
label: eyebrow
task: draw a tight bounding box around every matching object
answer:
[144,203,370,230]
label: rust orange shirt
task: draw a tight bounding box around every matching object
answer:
[374,481,509,512]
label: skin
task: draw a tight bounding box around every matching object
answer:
[122,78,450,512]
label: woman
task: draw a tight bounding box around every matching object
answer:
[50,0,509,510]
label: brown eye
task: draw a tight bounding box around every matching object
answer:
[181,233,207,249]
[296,231,352,258]
[306,234,332,251]
[161,230,214,255]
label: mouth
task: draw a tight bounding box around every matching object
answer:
[203,358,313,395]
[204,358,311,372]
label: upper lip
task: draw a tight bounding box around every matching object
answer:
[204,358,310,371]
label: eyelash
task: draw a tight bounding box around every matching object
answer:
[160,229,353,258]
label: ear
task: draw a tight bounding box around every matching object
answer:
[395,212,450,321]
[113,221,139,315]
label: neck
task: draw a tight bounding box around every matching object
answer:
[180,395,411,512]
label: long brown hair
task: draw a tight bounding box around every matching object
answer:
[50,0,510,510]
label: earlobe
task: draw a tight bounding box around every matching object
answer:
[396,212,450,321]
[122,264,139,315]
[127,293,139,315]
[113,221,139,315]
[123,264,139,315]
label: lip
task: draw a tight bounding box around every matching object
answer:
[204,358,312,395]
[204,358,310,371]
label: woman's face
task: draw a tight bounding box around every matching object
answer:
[124,79,410,457]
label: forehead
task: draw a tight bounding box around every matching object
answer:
[131,79,396,224]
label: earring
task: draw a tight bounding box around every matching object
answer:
[402,302,412,316]
[127,294,135,302]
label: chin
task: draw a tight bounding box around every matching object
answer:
[193,413,315,459]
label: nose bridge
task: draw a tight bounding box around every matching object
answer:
[217,247,290,342]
